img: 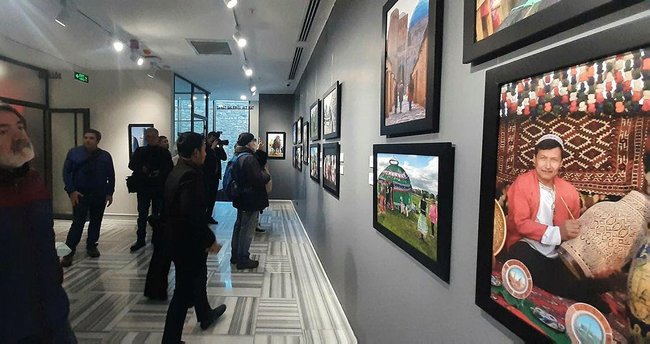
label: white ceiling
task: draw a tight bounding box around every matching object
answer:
[0,0,334,100]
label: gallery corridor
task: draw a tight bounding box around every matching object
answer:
[54,201,356,343]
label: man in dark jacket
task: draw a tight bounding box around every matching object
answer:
[162,132,226,343]
[61,128,115,267]
[203,131,227,224]
[0,103,76,342]
[128,127,173,252]
[230,132,271,270]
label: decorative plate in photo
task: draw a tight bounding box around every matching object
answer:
[565,303,613,344]
[501,259,532,300]
[530,307,565,333]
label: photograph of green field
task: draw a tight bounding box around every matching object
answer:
[376,153,439,261]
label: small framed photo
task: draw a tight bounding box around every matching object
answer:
[310,99,321,141]
[373,143,455,282]
[266,132,285,160]
[128,123,154,157]
[322,142,340,197]
[322,81,341,140]
[310,143,320,182]
[296,146,303,172]
[302,122,309,165]
[297,117,303,144]
[292,121,298,145]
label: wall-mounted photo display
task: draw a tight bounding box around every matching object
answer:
[476,18,650,343]
[310,143,320,183]
[296,146,303,172]
[292,121,298,145]
[128,123,154,157]
[373,143,454,282]
[297,117,303,144]
[310,99,321,141]
[462,0,644,64]
[292,146,298,169]
[381,0,443,137]
[322,142,340,197]
[266,131,286,160]
[322,81,341,140]
[302,121,309,165]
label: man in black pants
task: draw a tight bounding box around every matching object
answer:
[129,127,173,252]
[61,128,115,267]
[203,131,227,224]
[162,132,226,343]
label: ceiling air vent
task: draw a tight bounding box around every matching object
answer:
[188,40,232,55]
[298,0,321,42]
[288,47,304,80]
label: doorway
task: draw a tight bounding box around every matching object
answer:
[48,108,90,218]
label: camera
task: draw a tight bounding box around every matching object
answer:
[217,139,229,146]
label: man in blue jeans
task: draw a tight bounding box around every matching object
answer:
[230,132,270,270]
[61,129,115,267]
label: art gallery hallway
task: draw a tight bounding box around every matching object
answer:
[53,200,356,343]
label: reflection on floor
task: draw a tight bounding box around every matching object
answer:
[54,200,356,344]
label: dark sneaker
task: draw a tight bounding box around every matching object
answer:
[255,226,266,233]
[200,304,227,330]
[236,259,259,270]
[87,247,100,258]
[207,217,218,225]
[61,252,74,267]
[230,257,237,265]
[130,241,146,252]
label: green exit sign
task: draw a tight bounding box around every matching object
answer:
[74,72,89,83]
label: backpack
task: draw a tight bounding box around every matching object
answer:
[221,152,252,201]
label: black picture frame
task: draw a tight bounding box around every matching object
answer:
[292,121,297,145]
[322,142,340,197]
[128,123,154,157]
[302,122,309,165]
[462,0,644,65]
[309,143,320,182]
[380,0,443,137]
[475,18,650,343]
[296,146,303,172]
[297,117,303,144]
[292,146,297,169]
[266,131,286,160]
[322,82,342,140]
[373,143,454,282]
[310,99,321,141]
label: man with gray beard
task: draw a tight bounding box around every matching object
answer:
[0,103,76,342]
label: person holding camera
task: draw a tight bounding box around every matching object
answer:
[203,131,227,224]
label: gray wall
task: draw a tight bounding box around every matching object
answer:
[292,0,650,343]
[259,93,295,200]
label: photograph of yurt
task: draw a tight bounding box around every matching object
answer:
[376,153,439,261]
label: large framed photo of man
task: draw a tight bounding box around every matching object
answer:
[476,19,650,343]
[373,143,454,282]
[266,132,285,160]
[128,123,154,157]
[322,82,341,140]
[381,0,443,137]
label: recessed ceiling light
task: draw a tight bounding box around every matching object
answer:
[113,40,125,52]
[136,57,144,66]
[240,95,247,100]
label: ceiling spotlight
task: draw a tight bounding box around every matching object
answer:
[224,0,238,8]
[113,40,125,52]
[250,85,257,92]
[242,65,253,77]
[54,0,71,27]
[136,56,144,66]
[252,90,257,96]
[233,32,247,48]
[240,95,247,100]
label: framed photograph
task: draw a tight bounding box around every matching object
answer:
[322,81,341,140]
[476,19,650,343]
[381,0,443,137]
[292,146,297,169]
[266,132,285,160]
[373,143,455,282]
[463,0,644,64]
[310,143,320,182]
[302,122,309,165]
[310,99,321,141]
[128,123,154,157]
[322,142,340,197]
[292,121,298,145]
[297,117,303,144]
[296,146,303,172]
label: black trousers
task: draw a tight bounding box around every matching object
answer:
[136,189,162,243]
[65,192,106,251]
[162,252,210,343]
[507,242,612,308]
[205,180,218,219]
[144,246,171,300]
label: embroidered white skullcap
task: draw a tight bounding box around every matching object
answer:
[536,134,564,150]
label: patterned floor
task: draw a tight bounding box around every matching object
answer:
[54,200,356,344]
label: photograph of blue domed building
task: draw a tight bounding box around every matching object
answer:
[384,0,429,126]
[376,153,439,260]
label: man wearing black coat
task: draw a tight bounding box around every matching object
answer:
[161,132,226,343]
[230,133,271,270]
[203,131,227,224]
